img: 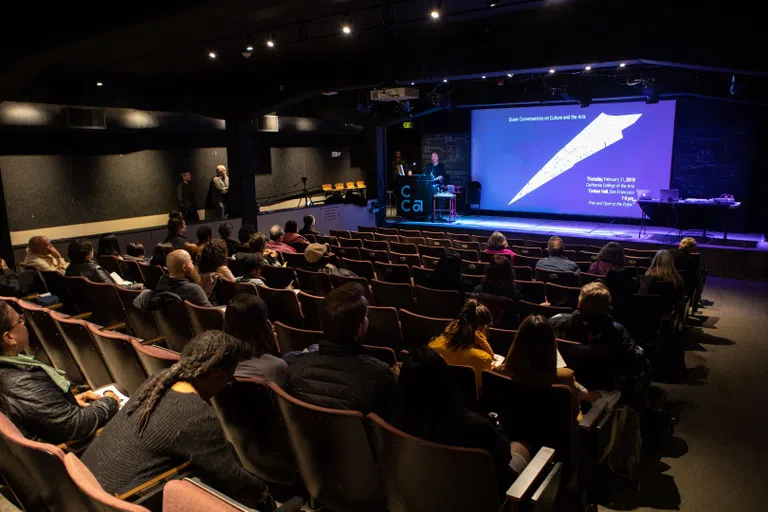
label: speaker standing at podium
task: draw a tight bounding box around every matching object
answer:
[425,152,445,183]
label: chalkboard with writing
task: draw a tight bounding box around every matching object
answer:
[421,133,471,187]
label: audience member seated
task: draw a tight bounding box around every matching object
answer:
[150,243,174,267]
[134,249,212,310]
[498,315,600,421]
[246,233,283,267]
[81,331,269,506]
[266,225,297,254]
[298,243,356,277]
[483,231,517,261]
[196,225,213,247]
[393,346,530,495]
[97,234,123,259]
[238,224,257,245]
[124,242,149,263]
[284,283,398,417]
[163,216,189,249]
[299,214,324,236]
[235,253,267,286]
[549,282,649,393]
[218,222,239,256]
[225,295,287,385]
[429,299,494,389]
[65,239,143,290]
[0,300,119,443]
[21,236,69,274]
[588,242,626,276]
[673,237,697,277]
[434,250,472,294]
[198,239,236,297]
[475,255,523,301]
[640,250,684,303]
[535,236,580,275]
[183,242,201,264]
[283,220,309,245]
[0,259,35,298]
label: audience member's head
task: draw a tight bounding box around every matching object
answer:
[169,211,184,221]
[67,239,94,265]
[97,234,122,257]
[647,250,683,289]
[167,217,186,237]
[486,231,509,251]
[304,243,328,266]
[216,165,227,177]
[248,233,267,254]
[320,283,369,344]
[183,243,201,264]
[501,315,557,380]
[127,330,247,433]
[434,250,462,289]
[151,243,174,267]
[440,298,492,351]
[28,236,53,256]
[597,242,625,268]
[485,254,515,284]
[236,253,265,277]
[238,224,257,244]
[1,300,29,356]
[285,220,299,234]
[269,225,285,242]
[578,281,612,316]
[224,295,276,357]
[547,236,564,257]
[198,239,229,274]
[167,249,200,283]
[218,222,233,239]
[679,237,697,253]
[196,226,212,245]
[303,215,316,230]
[126,242,146,258]
[181,171,192,183]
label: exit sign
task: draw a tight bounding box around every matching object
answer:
[402,121,413,129]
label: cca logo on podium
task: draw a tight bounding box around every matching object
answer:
[400,185,424,213]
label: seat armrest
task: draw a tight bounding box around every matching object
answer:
[70,312,93,320]
[140,335,166,346]
[102,322,126,332]
[506,446,556,502]
[579,391,621,431]
[57,427,105,454]
[115,461,191,500]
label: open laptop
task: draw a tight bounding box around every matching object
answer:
[636,189,652,200]
[660,189,680,202]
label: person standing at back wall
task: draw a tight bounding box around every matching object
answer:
[177,171,199,222]
[211,165,229,219]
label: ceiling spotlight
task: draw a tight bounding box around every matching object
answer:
[507,73,513,77]
[410,82,415,85]
[266,39,275,48]
[208,51,217,59]
[430,0,441,18]
[488,0,499,6]
[549,69,555,73]
[585,65,592,71]
[482,76,486,79]
[96,81,103,87]
[430,10,440,19]
[443,79,448,83]
[619,62,626,67]
[342,24,352,34]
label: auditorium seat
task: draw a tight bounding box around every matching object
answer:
[268,383,386,511]
[480,251,511,263]
[389,252,421,267]
[575,261,592,273]
[425,237,452,248]
[421,254,440,269]
[130,339,179,375]
[514,255,542,271]
[516,280,546,304]
[96,255,123,277]
[118,259,146,285]
[418,244,445,258]
[372,280,414,310]
[374,261,411,284]
[274,322,322,353]
[577,250,599,262]
[398,229,422,238]
[283,252,306,269]
[462,273,484,289]
[151,300,194,352]
[517,300,572,319]
[115,287,163,342]
[363,345,398,367]
[357,225,378,233]
[422,230,446,239]
[626,255,652,269]
[330,245,361,261]
[303,234,317,243]
[399,236,426,246]
[329,229,350,239]
[288,241,309,254]
[341,258,375,281]
[64,453,151,511]
[545,283,581,309]
[461,259,487,276]
[374,233,399,243]
[451,240,481,252]
[295,268,333,296]
[329,274,371,301]
[625,248,659,258]
[390,241,418,254]
[446,232,471,242]
[315,235,338,245]
[349,230,375,241]
[475,293,519,330]
[364,306,404,352]
[578,272,604,286]
[338,237,363,248]
[412,266,436,288]
[556,339,621,392]
[258,286,305,329]
[361,248,390,264]
[513,266,533,281]
[78,279,128,330]
[377,227,399,236]
[63,275,94,316]
[362,239,390,252]
[414,285,462,318]
[562,250,578,260]
[0,424,43,510]
[184,301,226,335]
[512,245,543,258]
[51,313,114,389]
[141,265,166,290]
[86,324,148,395]
[487,327,518,356]
[297,291,323,330]
[163,478,253,512]
[398,309,450,347]
[454,248,479,261]
[446,364,480,408]
[534,269,579,287]
[623,294,666,345]
[40,270,75,312]
[260,266,295,289]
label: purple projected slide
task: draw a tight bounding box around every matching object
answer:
[471,101,676,218]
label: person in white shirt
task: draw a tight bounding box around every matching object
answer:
[212,165,229,219]
[21,236,68,274]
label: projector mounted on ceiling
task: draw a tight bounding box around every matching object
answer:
[370,87,419,102]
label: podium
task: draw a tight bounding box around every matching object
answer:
[396,175,438,220]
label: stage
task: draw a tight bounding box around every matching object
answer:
[387,214,767,281]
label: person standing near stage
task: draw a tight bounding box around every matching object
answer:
[391,151,408,182]
[211,165,229,219]
[177,171,199,222]
[425,152,445,183]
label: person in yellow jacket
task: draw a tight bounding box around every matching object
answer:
[428,299,494,391]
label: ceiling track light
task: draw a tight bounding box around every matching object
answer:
[96,81,103,87]
[619,62,626,67]
[488,0,499,6]
[208,50,217,59]
[266,33,276,48]
[430,0,441,19]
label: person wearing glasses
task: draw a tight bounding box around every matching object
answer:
[0,300,119,443]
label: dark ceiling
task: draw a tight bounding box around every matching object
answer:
[1,0,765,118]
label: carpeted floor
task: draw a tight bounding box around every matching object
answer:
[599,277,768,512]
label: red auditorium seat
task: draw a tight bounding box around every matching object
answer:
[213,279,259,306]
[184,301,226,335]
[414,285,462,318]
[362,239,390,252]
[274,322,323,353]
[295,268,333,296]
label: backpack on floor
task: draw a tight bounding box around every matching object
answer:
[599,405,642,481]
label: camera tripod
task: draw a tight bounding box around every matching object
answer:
[297,177,314,207]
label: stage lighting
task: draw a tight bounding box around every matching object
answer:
[443,79,448,83]
[342,24,352,34]
[507,73,513,77]
[549,69,555,73]
[619,62,626,67]
[482,75,486,79]
[411,82,415,85]
[430,0,441,18]
[208,51,217,59]
[585,65,591,71]
[431,10,440,19]
[643,83,659,104]
[488,0,499,6]
[96,82,103,87]
[266,39,275,48]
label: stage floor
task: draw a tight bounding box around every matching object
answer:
[388,215,766,252]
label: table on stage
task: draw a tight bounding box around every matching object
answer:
[396,175,439,220]
[637,199,741,238]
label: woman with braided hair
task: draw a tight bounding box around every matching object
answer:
[81,331,269,506]
[428,298,495,390]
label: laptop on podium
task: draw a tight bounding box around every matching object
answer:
[660,189,680,202]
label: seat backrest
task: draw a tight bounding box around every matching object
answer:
[268,383,385,510]
[417,244,446,258]
[513,266,533,281]
[514,255,542,271]
[373,261,411,284]
[487,327,518,356]
[340,258,375,281]
[398,309,451,347]
[389,252,422,268]
[64,275,93,315]
[114,286,162,341]
[295,269,333,297]
[141,265,166,290]
[372,280,414,310]
[63,452,150,511]
[422,230,446,239]
[445,232,470,242]
[524,240,548,250]
[390,242,418,255]
[577,250,599,262]
[329,229,350,238]
[338,237,363,248]
[315,235,338,245]
[512,245,543,257]
[258,286,305,329]
[151,300,194,352]
[331,245,361,261]
[82,280,128,328]
[0,415,45,511]
[296,292,323,330]
[414,285,462,318]
[578,272,604,286]
[517,300,573,320]
[288,241,310,254]
[362,249,390,264]
[425,238,452,249]
[411,266,436,288]
[118,259,146,284]
[274,321,323,353]
[454,248,479,262]
[362,239,389,252]
[162,479,250,512]
[357,226,378,233]
[51,313,114,389]
[420,254,440,269]
[130,339,180,375]
[260,266,295,289]
[446,365,480,409]
[377,227,399,236]
[545,283,581,309]
[349,231,375,241]
[86,324,148,395]
[516,280,547,304]
[451,240,481,252]
[40,270,73,307]
[283,252,307,269]
[398,229,422,238]
[329,274,371,301]
[184,301,226,335]
[211,378,297,485]
[475,292,519,330]
[367,413,498,512]
[535,269,579,287]
[460,259,487,275]
[399,236,426,246]
[363,306,403,352]
[374,233,398,243]
[97,255,123,276]
[557,339,620,391]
